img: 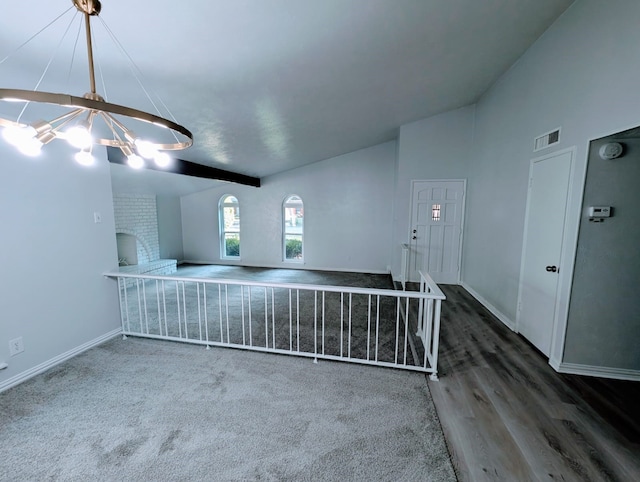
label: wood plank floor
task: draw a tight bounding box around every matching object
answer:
[429,285,640,481]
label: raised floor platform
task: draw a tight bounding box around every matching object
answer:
[118,259,177,276]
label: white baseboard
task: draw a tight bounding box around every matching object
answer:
[460,282,516,331]
[554,362,640,381]
[0,328,122,394]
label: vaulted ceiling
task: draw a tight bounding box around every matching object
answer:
[1,0,574,194]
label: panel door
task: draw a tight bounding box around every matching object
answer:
[518,151,572,356]
[409,180,465,284]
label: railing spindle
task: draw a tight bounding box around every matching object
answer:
[225,285,230,344]
[162,280,168,336]
[136,279,143,333]
[271,288,276,350]
[264,287,268,348]
[203,284,210,345]
[367,294,371,361]
[340,293,344,357]
[395,297,400,364]
[248,286,253,347]
[348,293,352,359]
[321,291,325,355]
[403,296,409,366]
[375,295,380,362]
[197,283,203,341]
[182,282,188,339]
[288,289,293,352]
[175,281,182,338]
[241,285,246,345]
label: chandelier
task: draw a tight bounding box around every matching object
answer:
[0,0,193,168]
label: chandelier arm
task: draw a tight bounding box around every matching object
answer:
[48,108,85,128]
[0,88,193,150]
[97,111,127,147]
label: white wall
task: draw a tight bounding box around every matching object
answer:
[157,195,184,261]
[0,143,121,390]
[181,141,396,273]
[113,194,160,264]
[463,0,640,370]
[390,105,475,279]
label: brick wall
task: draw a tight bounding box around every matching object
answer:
[113,194,159,264]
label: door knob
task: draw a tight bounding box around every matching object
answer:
[545,266,558,273]
[412,236,417,240]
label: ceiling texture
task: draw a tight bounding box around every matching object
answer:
[0,0,574,195]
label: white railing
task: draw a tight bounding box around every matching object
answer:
[416,271,443,379]
[105,271,445,378]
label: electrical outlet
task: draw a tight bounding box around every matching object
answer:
[9,337,24,356]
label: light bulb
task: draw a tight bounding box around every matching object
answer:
[17,137,43,157]
[3,125,36,147]
[75,150,94,166]
[154,151,171,168]
[66,123,92,149]
[127,154,144,169]
[134,139,157,159]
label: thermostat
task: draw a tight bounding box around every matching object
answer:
[588,206,612,218]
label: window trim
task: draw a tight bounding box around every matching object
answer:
[282,194,304,263]
[219,194,240,259]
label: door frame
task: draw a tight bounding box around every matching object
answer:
[408,179,467,284]
[516,146,582,365]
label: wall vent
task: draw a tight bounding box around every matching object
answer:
[534,127,561,152]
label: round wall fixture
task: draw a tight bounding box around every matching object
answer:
[599,142,624,160]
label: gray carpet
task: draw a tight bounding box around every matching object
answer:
[0,337,455,481]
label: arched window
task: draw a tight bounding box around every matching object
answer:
[283,195,303,261]
[219,195,240,258]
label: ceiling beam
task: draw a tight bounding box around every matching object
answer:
[106,147,261,187]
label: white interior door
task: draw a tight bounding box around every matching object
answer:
[409,180,465,284]
[518,150,572,356]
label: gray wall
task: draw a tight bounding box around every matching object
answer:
[0,142,121,389]
[157,196,184,261]
[181,142,396,273]
[564,136,640,369]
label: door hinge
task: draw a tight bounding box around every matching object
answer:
[529,177,533,188]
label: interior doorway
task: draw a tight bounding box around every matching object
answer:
[517,149,574,357]
[408,180,465,284]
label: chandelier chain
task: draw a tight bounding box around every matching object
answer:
[98,17,180,143]
[18,10,79,124]
[65,13,84,94]
[0,6,74,67]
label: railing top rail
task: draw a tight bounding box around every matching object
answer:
[418,270,446,300]
[104,271,446,300]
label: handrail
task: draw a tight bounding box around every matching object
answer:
[104,271,446,300]
[418,270,446,299]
